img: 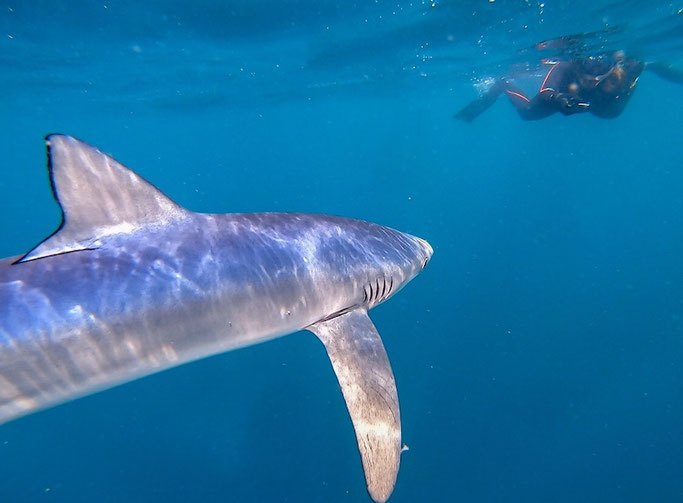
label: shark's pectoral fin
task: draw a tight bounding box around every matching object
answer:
[308,309,401,503]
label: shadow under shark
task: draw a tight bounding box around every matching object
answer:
[0,135,432,502]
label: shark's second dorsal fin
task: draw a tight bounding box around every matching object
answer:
[18,135,188,263]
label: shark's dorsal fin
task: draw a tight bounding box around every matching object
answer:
[17,135,188,263]
[308,309,401,503]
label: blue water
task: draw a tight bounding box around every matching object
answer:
[1,1,682,501]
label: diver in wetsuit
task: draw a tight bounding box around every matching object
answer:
[455,51,680,122]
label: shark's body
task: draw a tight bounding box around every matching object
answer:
[0,135,432,502]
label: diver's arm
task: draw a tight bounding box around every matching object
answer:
[645,62,683,84]
[550,93,591,115]
[535,61,590,114]
[533,89,590,115]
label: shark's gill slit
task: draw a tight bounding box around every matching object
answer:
[364,276,396,306]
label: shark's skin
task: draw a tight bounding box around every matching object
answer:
[0,135,432,502]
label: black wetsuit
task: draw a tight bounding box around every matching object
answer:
[456,56,646,121]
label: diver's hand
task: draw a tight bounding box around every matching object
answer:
[556,93,590,114]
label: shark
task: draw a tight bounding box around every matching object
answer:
[0,135,432,502]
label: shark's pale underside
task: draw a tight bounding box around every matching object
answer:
[0,135,432,502]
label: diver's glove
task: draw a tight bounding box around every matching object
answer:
[555,93,591,114]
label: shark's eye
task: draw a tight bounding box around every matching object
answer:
[422,258,429,269]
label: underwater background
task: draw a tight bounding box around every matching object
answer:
[1,1,682,501]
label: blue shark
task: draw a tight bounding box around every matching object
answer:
[0,135,432,502]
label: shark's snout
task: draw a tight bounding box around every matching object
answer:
[418,237,433,263]
[411,235,433,270]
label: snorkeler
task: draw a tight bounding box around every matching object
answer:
[455,51,682,122]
